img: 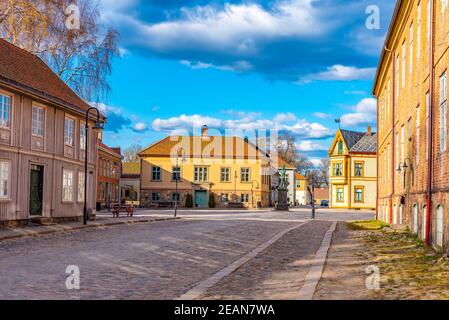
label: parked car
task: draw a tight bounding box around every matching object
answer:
[320,200,329,207]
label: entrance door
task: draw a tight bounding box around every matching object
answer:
[194,191,207,208]
[29,165,44,216]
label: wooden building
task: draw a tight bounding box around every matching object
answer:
[0,39,102,226]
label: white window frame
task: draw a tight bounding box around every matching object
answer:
[422,207,427,240]
[77,171,85,203]
[64,116,75,146]
[62,169,74,202]
[395,55,400,101]
[240,168,251,182]
[440,72,447,152]
[220,167,230,182]
[416,105,421,165]
[401,41,406,88]
[436,205,444,247]
[401,126,405,164]
[194,166,209,182]
[413,205,419,234]
[151,166,161,181]
[409,23,414,74]
[32,105,45,137]
[0,160,10,200]
[395,132,399,175]
[426,92,431,160]
[417,1,422,60]
[80,122,87,151]
[0,93,11,129]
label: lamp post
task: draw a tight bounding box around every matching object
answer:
[84,107,105,225]
[174,148,186,218]
[396,158,413,188]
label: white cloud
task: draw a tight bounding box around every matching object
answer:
[313,112,331,119]
[296,140,328,152]
[152,112,333,139]
[340,98,377,128]
[132,122,149,132]
[140,1,329,55]
[180,60,253,73]
[299,65,376,83]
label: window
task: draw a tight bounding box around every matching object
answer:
[80,123,86,150]
[387,80,391,116]
[440,72,447,152]
[64,117,75,146]
[416,105,421,165]
[240,168,250,182]
[426,92,430,160]
[338,140,343,155]
[443,0,448,12]
[172,166,181,181]
[32,106,45,137]
[152,192,160,202]
[0,161,9,199]
[354,187,364,203]
[241,194,249,203]
[409,23,414,74]
[194,166,208,182]
[172,192,180,204]
[413,205,419,233]
[62,169,73,202]
[436,205,444,247]
[401,41,406,88]
[387,144,391,182]
[401,126,405,164]
[336,188,344,202]
[417,1,421,60]
[77,172,85,202]
[220,167,230,182]
[395,132,399,175]
[221,193,229,202]
[395,55,400,101]
[0,93,11,129]
[427,0,431,42]
[152,166,161,181]
[354,162,363,177]
[333,163,343,176]
[422,207,427,240]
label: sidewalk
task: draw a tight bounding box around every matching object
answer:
[0,215,179,241]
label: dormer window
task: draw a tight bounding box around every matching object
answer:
[338,140,343,155]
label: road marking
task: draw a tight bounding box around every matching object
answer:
[176,221,309,300]
[298,221,337,300]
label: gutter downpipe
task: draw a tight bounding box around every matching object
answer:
[386,45,395,224]
[426,0,436,246]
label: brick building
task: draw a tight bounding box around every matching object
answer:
[373,0,449,251]
[96,137,121,209]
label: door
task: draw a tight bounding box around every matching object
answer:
[29,165,44,216]
[194,191,207,208]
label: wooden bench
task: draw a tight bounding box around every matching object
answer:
[112,204,134,218]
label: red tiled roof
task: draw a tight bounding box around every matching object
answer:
[99,141,121,159]
[0,38,91,114]
[314,188,329,200]
[277,158,296,169]
[295,172,306,180]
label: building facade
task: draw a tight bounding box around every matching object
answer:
[295,173,309,205]
[120,162,141,206]
[0,39,100,226]
[374,0,449,251]
[328,128,377,210]
[96,139,121,209]
[139,127,271,208]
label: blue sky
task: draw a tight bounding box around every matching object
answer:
[97,0,395,164]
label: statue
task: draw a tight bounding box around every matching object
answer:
[275,165,289,211]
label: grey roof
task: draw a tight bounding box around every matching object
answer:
[340,130,367,150]
[348,133,377,153]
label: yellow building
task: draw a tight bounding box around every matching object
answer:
[328,128,377,210]
[139,126,271,208]
[295,173,309,205]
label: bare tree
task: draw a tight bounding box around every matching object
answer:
[273,132,298,165]
[123,144,142,163]
[318,158,330,187]
[0,0,119,102]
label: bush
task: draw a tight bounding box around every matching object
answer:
[185,193,193,208]
[208,193,216,208]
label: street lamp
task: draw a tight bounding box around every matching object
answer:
[174,148,186,218]
[396,158,413,188]
[84,107,105,225]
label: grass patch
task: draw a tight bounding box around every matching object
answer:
[347,220,389,231]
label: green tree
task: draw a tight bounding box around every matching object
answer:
[208,193,216,208]
[185,193,193,208]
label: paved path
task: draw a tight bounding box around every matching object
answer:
[0,210,372,300]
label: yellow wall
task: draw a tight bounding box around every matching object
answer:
[140,156,271,208]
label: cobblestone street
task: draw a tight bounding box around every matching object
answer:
[0,209,373,300]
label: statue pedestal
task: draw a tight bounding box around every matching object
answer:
[275,188,289,211]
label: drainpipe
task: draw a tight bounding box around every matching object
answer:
[388,45,395,224]
[426,0,436,246]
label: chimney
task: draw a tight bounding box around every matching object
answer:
[367,125,372,136]
[201,125,208,137]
